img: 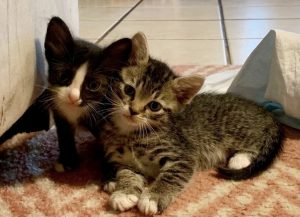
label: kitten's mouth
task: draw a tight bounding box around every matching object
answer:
[68,102,80,107]
[66,99,82,107]
[122,114,138,124]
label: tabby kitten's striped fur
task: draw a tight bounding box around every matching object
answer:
[100,33,282,215]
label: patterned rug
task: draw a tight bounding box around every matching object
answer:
[0,66,299,217]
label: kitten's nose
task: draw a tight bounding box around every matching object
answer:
[129,107,138,116]
[68,89,81,105]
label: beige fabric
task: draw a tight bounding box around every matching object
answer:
[0,0,78,135]
[228,29,300,129]
[265,30,300,119]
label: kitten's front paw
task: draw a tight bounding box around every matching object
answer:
[138,192,158,215]
[109,191,139,212]
[59,154,80,171]
[138,190,172,215]
[103,181,116,194]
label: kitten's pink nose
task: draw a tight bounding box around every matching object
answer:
[68,89,81,105]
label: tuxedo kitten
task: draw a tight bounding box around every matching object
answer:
[99,33,283,215]
[44,17,132,171]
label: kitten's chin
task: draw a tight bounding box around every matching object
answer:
[66,101,82,107]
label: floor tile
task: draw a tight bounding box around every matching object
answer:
[222,0,300,6]
[79,0,140,8]
[79,21,117,39]
[147,40,226,65]
[125,6,220,20]
[223,6,300,19]
[99,39,226,66]
[103,21,223,40]
[229,39,262,64]
[79,7,131,21]
[226,19,300,39]
[138,0,218,8]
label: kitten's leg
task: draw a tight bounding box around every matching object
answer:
[101,159,118,194]
[138,159,194,215]
[54,114,79,171]
[109,168,145,212]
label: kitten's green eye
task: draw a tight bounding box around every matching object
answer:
[87,81,101,92]
[148,101,162,112]
[124,85,135,97]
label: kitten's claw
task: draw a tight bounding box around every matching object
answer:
[54,162,65,172]
[109,191,139,212]
[103,181,116,194]
[138,193,158,215]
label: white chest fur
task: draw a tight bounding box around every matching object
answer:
[101,124,160,178]
[54,62,88,124]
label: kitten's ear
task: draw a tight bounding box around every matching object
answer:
[44,17,74,58]
[172,75,205,105]
[103,38,132,63]
[129,32,149,65]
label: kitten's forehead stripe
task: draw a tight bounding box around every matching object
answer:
[137,59,176,97]
[70,62,88,90]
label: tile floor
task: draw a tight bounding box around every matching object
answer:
[79,0,300,66]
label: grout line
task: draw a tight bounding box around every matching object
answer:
[218,0,232,65]
[221,5,300,8]
[131,39,224,41]
[225,18,300,20]
[90,18,300,22]
[94,0,143,44]
[116,19,222,21]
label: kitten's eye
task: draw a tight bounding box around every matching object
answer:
[124,85,135,97]
[148,101,162,112]
[87,81,101,92]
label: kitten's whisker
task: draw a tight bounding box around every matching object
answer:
[36,85,60,94]
[141,122,149,149]
[99,110,119,121]
[85,107,95,125]
[98,107,120,115]
[104,94,120,106]
[91,101,112,106]
[145,120,163,147]
[39,97,55,103]
[107,86,123,105]
[39,95,57,109]
[86,104,99,124]
[86,103,102,115]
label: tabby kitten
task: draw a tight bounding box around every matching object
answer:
[44,17,132,170]
[100,33,283,215]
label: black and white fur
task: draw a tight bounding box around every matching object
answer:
[44,17,132,170]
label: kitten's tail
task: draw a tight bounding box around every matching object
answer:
[217,125,283,180]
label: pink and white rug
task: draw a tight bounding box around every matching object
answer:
[0,66,299,217]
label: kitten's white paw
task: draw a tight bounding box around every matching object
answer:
[228,153,251,169]
[138,193,158,215]
[54,162,65,172]
[103,181,116,194]
[109,191,138,212]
